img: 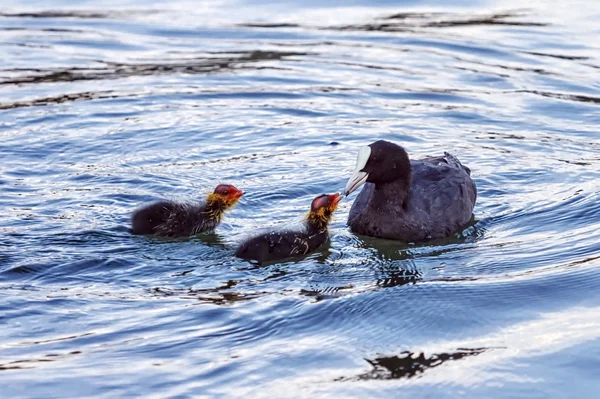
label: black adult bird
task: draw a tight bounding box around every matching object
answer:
[235,193,342,263]
[131,184,244,237]
[344,140,476,241]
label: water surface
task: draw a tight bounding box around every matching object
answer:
[1,0,600,397]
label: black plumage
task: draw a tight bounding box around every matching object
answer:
[131,184,243,238]
[235,193,341,263]
[345,140,476,241]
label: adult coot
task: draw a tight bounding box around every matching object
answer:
[235,193,342,263]
[344,140,476,241]
[131,184,243,237]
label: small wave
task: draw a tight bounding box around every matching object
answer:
[0,51,308,87]
[328,10,548,31]
[0,350,82,371]
[0,10,156,19]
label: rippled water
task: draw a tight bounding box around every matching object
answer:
[1,0,600,397]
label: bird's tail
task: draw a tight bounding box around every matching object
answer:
[444,152,471,175]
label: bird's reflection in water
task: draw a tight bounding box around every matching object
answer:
[298,262,421,302]
[374,267,421,288]
[149,281,268,305]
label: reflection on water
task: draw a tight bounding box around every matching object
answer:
[0,11,115,19]
[332,10,548,31]
[1,51,304,86]
[150,285,264,304]
[0,50,306,110]
[344,347,488,381]
[1,0,600,397]
[0,351,83,371]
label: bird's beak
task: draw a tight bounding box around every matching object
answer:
[344,145,371,196]
[327,193,343,205]
[230,187,244,199]
[344,171,368,196]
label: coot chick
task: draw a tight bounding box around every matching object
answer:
[235,193,342,263]
[345,140,476,241]
[131,184,244,237]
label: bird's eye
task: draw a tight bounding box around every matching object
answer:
[222,190,229,195]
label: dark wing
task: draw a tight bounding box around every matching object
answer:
[235,229,328,263]
[235,231,310,262]
[153,203,211,237]
[407,154,476,237]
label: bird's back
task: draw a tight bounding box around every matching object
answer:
[235,228,328,263]
[131,201,175,235]
[131,201,212,237]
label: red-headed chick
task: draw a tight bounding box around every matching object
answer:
[235,193,342,263]
[131,184,243,237]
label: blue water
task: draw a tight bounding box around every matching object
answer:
[1,0,600,397]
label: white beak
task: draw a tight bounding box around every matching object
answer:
[344,171,369,196]
[344,146,371,196]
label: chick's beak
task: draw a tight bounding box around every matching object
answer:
[231,188,244,199]
[327,193,343,207]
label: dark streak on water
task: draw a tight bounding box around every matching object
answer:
[1,0,600,398]
[339,347,490,381]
